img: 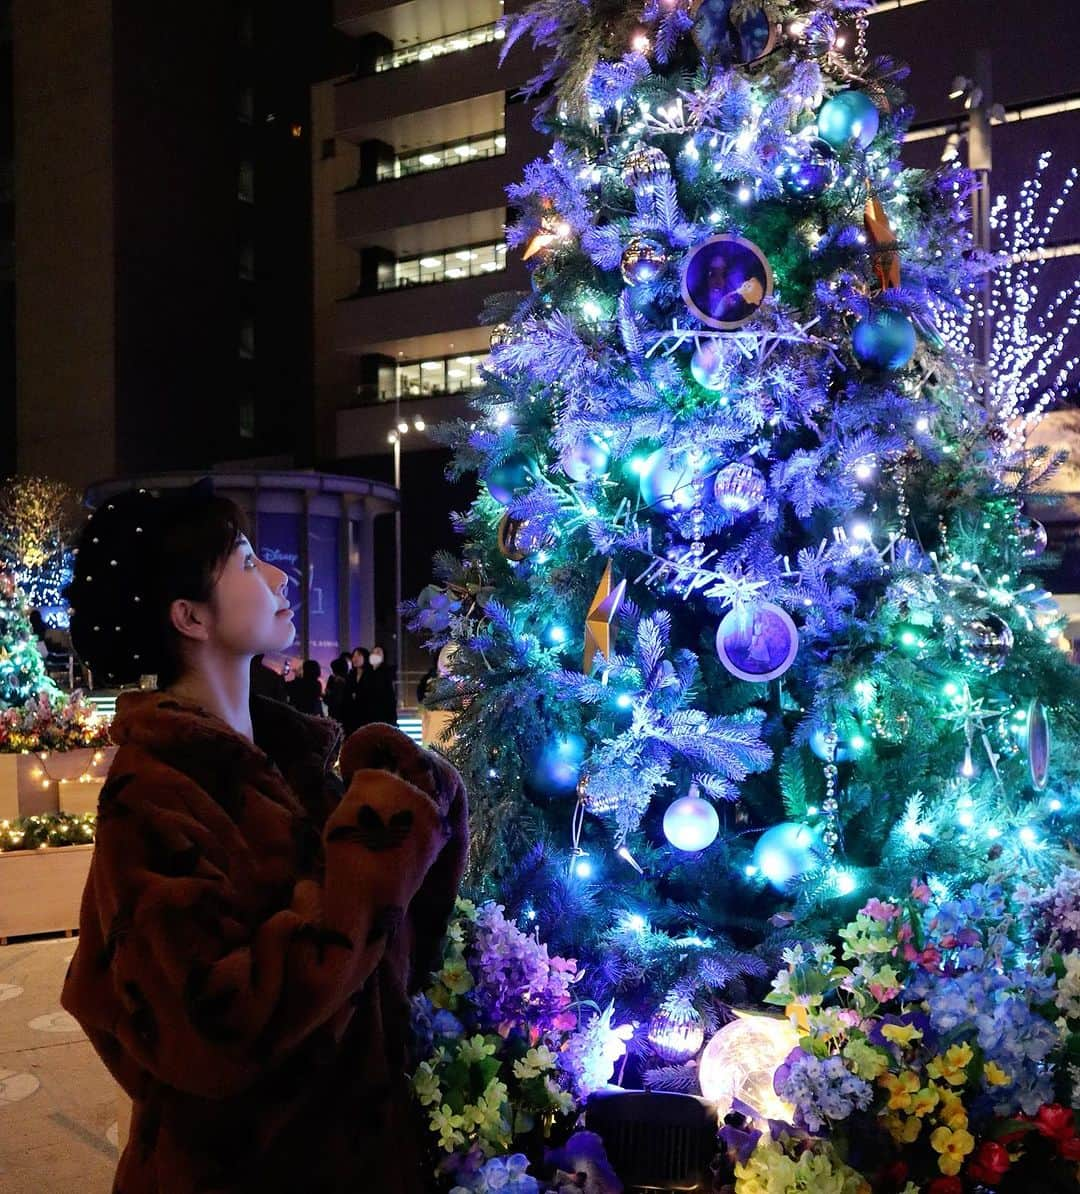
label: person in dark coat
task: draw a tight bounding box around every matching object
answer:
[250,652,288,703]
[323,653,350,724]
[287,659,324,716]
[59,484,468,1194]
[367,644,398,726]
[341,646,374,734]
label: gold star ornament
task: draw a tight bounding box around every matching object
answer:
[583,560,627,673]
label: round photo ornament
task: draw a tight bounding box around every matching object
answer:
[682,235,774,331]
[715,601,798,682]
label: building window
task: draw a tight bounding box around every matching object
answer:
[239,317,255,359]
[394,352,489,399]
[376,239,507,291]
[376,128,506,183]
[371,22,505,74]
[321,137,337,159]
[238,87,254,124]
[239,243,255,281]
[239,400,255,439]
[238,160,255,203]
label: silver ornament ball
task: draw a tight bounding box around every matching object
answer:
[620,236,668,285]
[959,614,1014,672]
[713,462,766,514]
[622,144,671,192]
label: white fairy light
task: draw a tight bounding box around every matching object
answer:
[938,153,1080,452]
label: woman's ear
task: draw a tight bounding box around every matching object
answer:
[169,597,209,644]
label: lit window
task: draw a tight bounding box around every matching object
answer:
[372,21,503,73]
[378,239,508,292]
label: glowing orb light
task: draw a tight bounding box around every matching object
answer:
[698,1011,799,1121]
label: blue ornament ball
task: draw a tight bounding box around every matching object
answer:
[485,453,533,505]
[663,793,720,852]
[776,139,837,199]
[851,310,917,371]
[817,90,880,151]
[638,448,707,513]
[752,822,822,890]
[527,733,586,798]
[561,436,611,483]
[690,339,728,391]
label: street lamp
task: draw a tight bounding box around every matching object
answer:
[387,401,429,712]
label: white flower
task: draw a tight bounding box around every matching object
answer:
[1055,951,1080,1019]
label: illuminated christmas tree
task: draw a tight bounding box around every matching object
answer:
[0,572,58,707]
[409,0,1080,1078]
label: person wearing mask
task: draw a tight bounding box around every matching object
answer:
[323,653,350,724]
[341,646,373,734]
[367,645,398,726]
[287,659,325,717]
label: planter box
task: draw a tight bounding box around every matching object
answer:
[0,746,116,821]
[58,778,107,816]
[0,844,93,944]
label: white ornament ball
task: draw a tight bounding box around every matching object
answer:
[689,339,728,391]
[699,1012,799,1121]
[663,790,720,852]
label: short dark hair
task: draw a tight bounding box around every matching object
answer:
[330,656,349,677]
[65,483,250,688]
[302,659,321,681]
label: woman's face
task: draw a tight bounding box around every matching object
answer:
[351,649,365,669]
[201,535,295,656]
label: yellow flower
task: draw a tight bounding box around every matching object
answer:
[843,1038,890,1080]
[879,1070,920,1111]
[911,1086,940,1118]
[429,1103,466,1151]
[927,1042,973,1086]
[930,1125,975,1176]
[882,1113,921,1144]
[881,1022,923,1049]
[413,1060,441,1107]
[984,1060,1011,1087]
[438,957,475,996]
[458,1034,497,1064]
[936,1088,969,1131]
[786,1002,811,1034]
[513,1045,556,1080]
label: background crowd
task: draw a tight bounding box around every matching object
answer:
[250,645,398,731]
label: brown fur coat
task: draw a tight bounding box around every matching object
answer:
[61,690,468,1193]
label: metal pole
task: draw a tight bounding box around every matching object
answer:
[969,49,993,367]
[393,401,403,716]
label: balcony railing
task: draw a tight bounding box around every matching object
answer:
[370,22,504,74]
[374,128,506,184]
[374,240,507,292]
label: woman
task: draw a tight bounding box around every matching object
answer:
[287,658,325,716]
[340,646,374,734]
[60,481,469,1193]
[323,653,350,724]
[366,644,398,726]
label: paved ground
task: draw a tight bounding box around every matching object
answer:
[0,937,119,1193]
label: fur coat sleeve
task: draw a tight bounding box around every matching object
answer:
[62,717,468,1107]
